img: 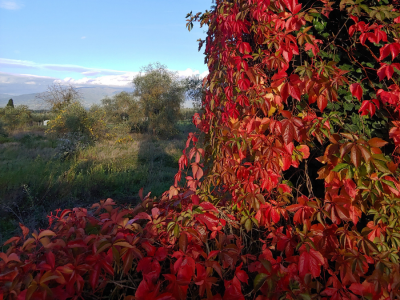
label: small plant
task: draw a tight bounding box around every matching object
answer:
[55,132,90,160]
[115,136,134,144]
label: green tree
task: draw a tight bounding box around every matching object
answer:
[183,75,204,109]
[133,63,185,137]
[6,99,14,108]
[0,105,32,130]
[101,92,140,124]
[36,83,82,112]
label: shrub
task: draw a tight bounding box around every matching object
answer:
[0,105,32,131]
[0,120,8,138]
[2,0,400,299]
[46,102,107,143]
[101,92,140,127]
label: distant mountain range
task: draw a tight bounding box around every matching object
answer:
[0,86,134,110]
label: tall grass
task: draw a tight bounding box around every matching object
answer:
[0,121,195,243]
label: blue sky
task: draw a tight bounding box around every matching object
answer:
[0,0,210,94]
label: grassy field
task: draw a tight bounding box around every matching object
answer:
[0,121,195,243]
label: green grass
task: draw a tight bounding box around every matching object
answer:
[0,122,196,243]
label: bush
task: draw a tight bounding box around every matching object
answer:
[0,120,8,138]
[2,0,400,299]
[101,92,140,126]
[46,102,107,142]
[0,105,32,131]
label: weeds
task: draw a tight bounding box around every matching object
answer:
[0,121,195,243]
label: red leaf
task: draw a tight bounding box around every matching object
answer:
[317,94,327,112]
[155,247,167,261]
[19,223,29,238]
[297,145,310,159]
[350,83,363,100]
[128,212,152,224]
[199,202,219,213]
[196,213,219,230]
[368,137,388,148]
[280,82,289,103]
[179,233,188,253]
[0,269,18,282]
[344,179,357,198]
[137,257,161,280]
[223,278,245,300]
[67,239,87,248]
[350,145,361,168]
[175,256,195,285]
[235,263,249,284]
[164,274,189,300]
[289,84,301,101]
[380,43,400,61]
[281,120,294,145]
[298,246,324,278]
[135,276,164,300]
[89,264,100,291]
[377,63,394,81]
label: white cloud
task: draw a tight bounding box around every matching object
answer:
[0,72,57,94]
[0,58,129,76]
[175,68,208,78]
[81,36,86,39]
[0,58,208,96]
[55,69,209,88]
[1,58,209,81]
[0,1,24,10]
[0,58,37,69]
[55,72,140,87]
[200,70,209,78]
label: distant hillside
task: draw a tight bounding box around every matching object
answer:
[77,86,134,107]
[0,86,134,109]
[0,93,42,108]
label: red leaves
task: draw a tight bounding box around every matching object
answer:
[366,221,386,242]
[4,1,400,300]
[164,274,189,300]
[238,73,251,91]
[282,0,302,14]
[350,83,363,100]
[136,275,174,300]
[194,263,218,298]
[172,252,196,285]
[280,113,304,144]
[368,137,388,148]
[377,63,400,81]
[359,99,379,117]
[298,245,325,278]
[379,42,400,61]
[324,194,351,225]
[317,94,328,112]
[238,42,252,54]
[195,213,220,231]
[286,196,315,225]
[191,162,204,180]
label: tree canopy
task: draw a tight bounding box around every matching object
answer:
[133,63,185,136]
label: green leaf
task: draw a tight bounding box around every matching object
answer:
[253,273,268,292]
[332,163,349,172]
[381,179,397,190]
[299,294,312,300]
[372,158,391,173]
[244,218,252,232]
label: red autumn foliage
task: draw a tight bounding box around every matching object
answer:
[2,0,400,299]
